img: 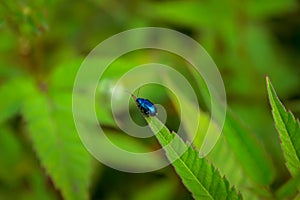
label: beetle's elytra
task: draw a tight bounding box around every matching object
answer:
[136,98,157,116]
[128,90,157,116]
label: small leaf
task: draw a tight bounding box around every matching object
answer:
[266,76,300,176]
[145,117,242,200]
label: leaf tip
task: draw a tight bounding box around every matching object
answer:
[265,75,270,83]
[265,75,272,88]
[266,76,275,100]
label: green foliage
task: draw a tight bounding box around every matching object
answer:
[222,110,275,185]
[0,69,92,199]
[1,0,300,199]
[208,135,263,200]
[131,179,176,200]
[0,78,29,123]
[267,77,300,177]
[0,125,22,184]
[276,173,300,200]
[21,79,92,200]
[0,123,57,200]
[145,116,242,200]
[166,74,275,187]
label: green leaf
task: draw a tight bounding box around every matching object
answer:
[142,1,232,30]
[191,68,275,186]
[163,76,200,142]
[276,173,300,200]
[208,135,264,200]
[49,58,83,91]
[222,110,275,185]
[145,116,242,200]
[22,82,92,200]
[0,125,22,183]
[20,171,58,200]
[266,77,300,176]
[165,73,275,186]
[203,110,273,199]
[0,78,30,123]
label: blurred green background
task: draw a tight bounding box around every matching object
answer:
[1,0,300,199]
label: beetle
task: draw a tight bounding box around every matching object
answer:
[128,89,157,116]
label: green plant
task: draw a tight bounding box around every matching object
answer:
[136,77,300,200]
[1,0,300,199]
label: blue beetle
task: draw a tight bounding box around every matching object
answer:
[129,90,157,116]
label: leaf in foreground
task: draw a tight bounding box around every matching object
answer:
[145,117,242,200]
[266,77,300,176]
[165,74,274,186]
[22,83,92,200]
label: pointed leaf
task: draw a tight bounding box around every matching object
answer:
[165,74,274,186]
[208,134,271,200]
[145,117,242,200]
[222,110,275,185]
[22,82,92,200]
[266,77,300,176]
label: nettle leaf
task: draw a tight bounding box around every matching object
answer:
[165,74,274,186]
[222,110,275,185]
[145,117,242,200]
[205,111,274,199]
[0,78,31,123]
[22,81,91,200]
[266,77,300,176]
[208,138,260,200]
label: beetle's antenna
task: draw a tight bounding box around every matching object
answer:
[136,88,140,97]
[125,90,137,100]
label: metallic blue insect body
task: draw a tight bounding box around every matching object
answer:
[129,91,157,116]
[136,98,157,116]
